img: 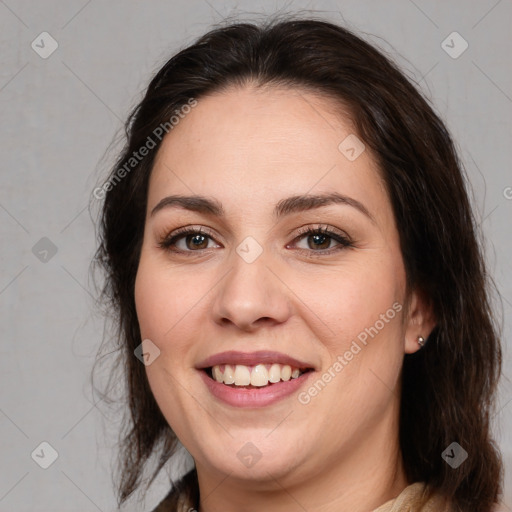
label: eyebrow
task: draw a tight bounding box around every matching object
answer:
[150,192,376,223]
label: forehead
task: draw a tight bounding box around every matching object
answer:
[148,85,388,219]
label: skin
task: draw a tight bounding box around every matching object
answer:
[134,84,436,512]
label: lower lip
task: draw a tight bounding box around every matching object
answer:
[199,370,314,408]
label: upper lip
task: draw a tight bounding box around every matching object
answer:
[196,350,315,370]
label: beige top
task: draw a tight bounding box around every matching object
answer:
[153,477,453,512]
[372,482,451,511]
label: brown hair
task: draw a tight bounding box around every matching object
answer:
[92,16,503,511]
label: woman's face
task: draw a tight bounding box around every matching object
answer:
[135,85,433,487]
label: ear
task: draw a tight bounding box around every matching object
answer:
[404,288,436,354]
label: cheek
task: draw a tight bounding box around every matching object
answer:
[134,251,217,382]
[296,255,405,352]
[134,252,194,345]
[134,267,168,345]
[134,256,201,433]
[316,258,406,400]
[295,261,405,435]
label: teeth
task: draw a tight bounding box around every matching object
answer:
[234,365,251,385]
[223,364,235,384]
[268,363,281,383]
[211,363,306,387]
[281,365,292,381]
[250,364,269,387]
[212,366,223,382]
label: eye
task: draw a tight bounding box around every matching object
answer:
[289,225,353,255]
[157,226,220,253]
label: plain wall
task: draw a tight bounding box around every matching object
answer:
[0,1,511,510]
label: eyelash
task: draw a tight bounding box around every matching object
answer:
[157,224,353,258]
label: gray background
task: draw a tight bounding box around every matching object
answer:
[0,1,511,510]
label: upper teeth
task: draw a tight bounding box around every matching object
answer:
[211,364,302,387]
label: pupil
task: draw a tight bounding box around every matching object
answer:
[310,233,328,249]
[189,234,207,249]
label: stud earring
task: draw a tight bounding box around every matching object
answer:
[417,335,426,347]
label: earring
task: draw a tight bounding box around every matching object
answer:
[417,335,426,347]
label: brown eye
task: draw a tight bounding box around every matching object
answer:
[182,233,209,250]
[290,225,353,255]
[158,227,220,254]
[305,232,333,250]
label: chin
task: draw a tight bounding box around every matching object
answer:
[193,431,309,483]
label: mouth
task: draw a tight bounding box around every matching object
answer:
[204,363,314,388]
[196,351,316,407]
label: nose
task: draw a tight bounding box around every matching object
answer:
[211,248,291,332]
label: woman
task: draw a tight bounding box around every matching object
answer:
[93,17,504,512]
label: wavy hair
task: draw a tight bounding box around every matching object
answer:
[93,16,503,511]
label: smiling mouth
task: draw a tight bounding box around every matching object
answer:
[204,363,314,389]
